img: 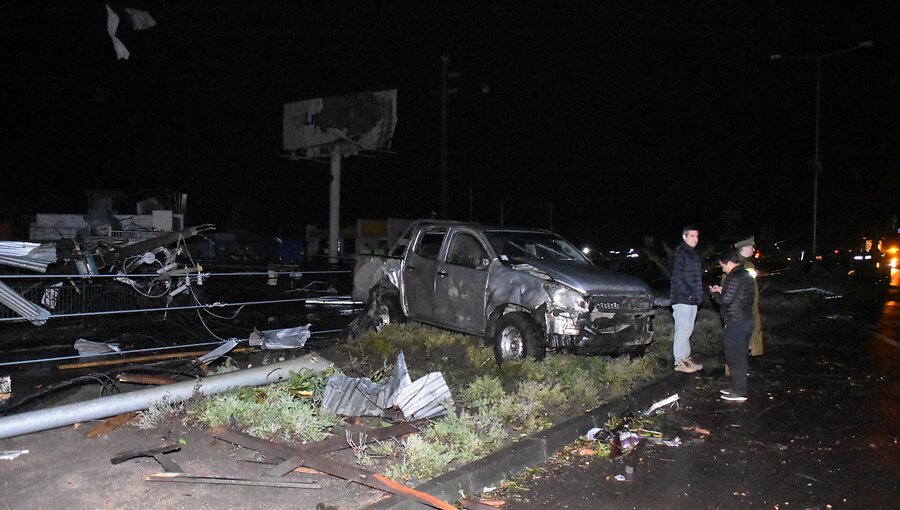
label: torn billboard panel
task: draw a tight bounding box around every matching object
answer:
[283,90,397,156]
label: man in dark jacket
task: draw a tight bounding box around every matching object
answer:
[710,247,757,402]
[670,226,703,373]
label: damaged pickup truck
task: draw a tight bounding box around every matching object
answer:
[352,221,656,364]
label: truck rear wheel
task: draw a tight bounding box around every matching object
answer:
[493,312,546,364]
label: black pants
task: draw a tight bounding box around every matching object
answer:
[723,320,753,396]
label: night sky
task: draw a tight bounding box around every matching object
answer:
[2,1,898,250]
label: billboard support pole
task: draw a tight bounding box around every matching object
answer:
[328,149,341,264]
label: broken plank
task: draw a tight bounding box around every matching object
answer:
[85,412,138,438]
[111,443,181,465]
[372,474,456,510]
[59,347,254,370]
[267,421,423,476]
[146,472,320,489]
[212,427,452,509]
[116,373,176,385]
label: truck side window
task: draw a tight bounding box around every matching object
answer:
[414,229,446,260]
[446,233,486,269]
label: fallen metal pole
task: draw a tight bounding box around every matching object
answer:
[0,354,333,439]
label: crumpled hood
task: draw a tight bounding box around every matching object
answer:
[516,259,651,295]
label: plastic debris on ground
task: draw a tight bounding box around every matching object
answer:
[74,338,121,356]
[644,393,679,415]
[248,325,311,350]
[0,450,29,460]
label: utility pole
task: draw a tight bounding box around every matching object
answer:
[770,40,873,256]
[440,55,458,220]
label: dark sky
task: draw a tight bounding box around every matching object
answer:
[2,1,898,250]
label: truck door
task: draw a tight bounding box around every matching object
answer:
[433,230,490,335]
[401,228,445,322]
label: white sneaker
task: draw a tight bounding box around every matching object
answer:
[684,357,704,371]
[674,361,698,373]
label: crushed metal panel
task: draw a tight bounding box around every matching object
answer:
[377,350,410,409]
[395,372,453,420]
[0,281,51,326]
[320,351,410,417]
[198,339,239,364]
[321,374,385,417]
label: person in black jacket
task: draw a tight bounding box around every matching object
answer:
[670,226,704,373]
[709,247,757,402]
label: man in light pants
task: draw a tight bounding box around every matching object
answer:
[670,226,703,373]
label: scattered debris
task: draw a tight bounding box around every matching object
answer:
[111,442,182,472]
[213,426,455,509]
[74,338,121,356]
[249,325,311,350]
[0,376,10,400]
[459,497,506,509]
[644,393,679,415]
[0,449,29,460]
[0,354,332,439]
[86,412,139,438]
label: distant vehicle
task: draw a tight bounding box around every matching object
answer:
[352,220,656,364]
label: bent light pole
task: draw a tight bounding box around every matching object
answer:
[770,40,873,256]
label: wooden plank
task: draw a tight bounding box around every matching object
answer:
[266,421,422,476]
[85,412,138,438]
[59,347,254,370]
[372,474,456,510]
[111,443,181,465]
[146,472,320,489]
[116,373,176,385]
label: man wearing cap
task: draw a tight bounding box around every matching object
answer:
[709,247,756,401]
[734,236,763,356]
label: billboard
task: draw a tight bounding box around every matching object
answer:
[283,89,397,157]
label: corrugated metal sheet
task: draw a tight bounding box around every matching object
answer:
[321,374,385,417]
[396,372,453,420]
[0,281,51,326]
[320,351,421,418]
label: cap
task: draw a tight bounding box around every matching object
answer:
[733,236,755,249]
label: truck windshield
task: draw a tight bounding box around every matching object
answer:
[485,230,590,264]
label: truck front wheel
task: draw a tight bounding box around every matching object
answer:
[493,312,546,364]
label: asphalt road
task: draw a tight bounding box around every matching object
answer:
[499,276,899,510]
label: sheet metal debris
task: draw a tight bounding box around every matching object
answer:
[395,372,453,420]
[0,241,56,272]
[321,351,450,420]
[0,281,51,326]
[74,338,121,356]
[198,338,239,364]
[249,325,310,350]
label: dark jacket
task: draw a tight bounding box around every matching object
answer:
[670,242,702,305]
[712,266,756,324]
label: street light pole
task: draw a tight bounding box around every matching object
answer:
[770,40,872,256]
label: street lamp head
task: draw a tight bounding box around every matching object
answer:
[769,53,783,60]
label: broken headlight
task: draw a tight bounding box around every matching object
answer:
[544,282,590,313]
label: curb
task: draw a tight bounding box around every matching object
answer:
[364,371,690,510]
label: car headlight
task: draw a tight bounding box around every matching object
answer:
[544,283,590,313]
